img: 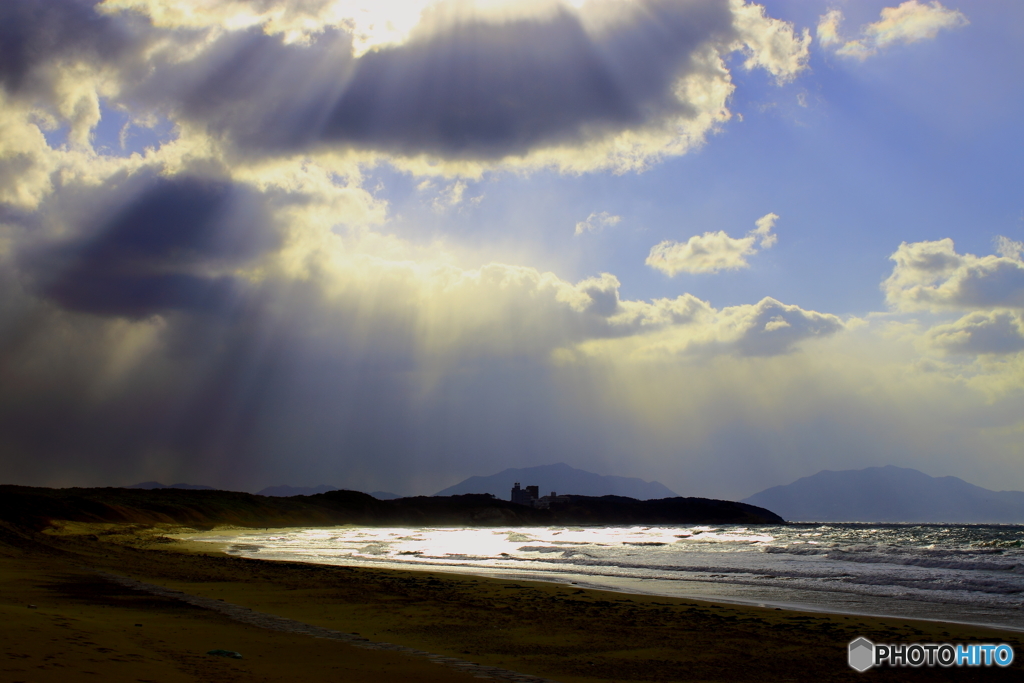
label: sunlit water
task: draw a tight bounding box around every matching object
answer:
[192,523,1024,630]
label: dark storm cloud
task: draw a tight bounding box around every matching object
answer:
[322,12,630,157]
[159,27,358,153]
[163,0,737,159]
[0,0,133,94]
[0,0,743,160]
[319,1,733,157]
[23,174,280,317]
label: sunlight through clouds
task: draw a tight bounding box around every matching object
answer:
[82,0,812,173]
[1,0,1023,498]
[100,0,435,52]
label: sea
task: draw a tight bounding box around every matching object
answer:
[192,523,1024,631]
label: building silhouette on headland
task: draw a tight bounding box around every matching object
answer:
[510,482,538,505]
[511,482,572,509]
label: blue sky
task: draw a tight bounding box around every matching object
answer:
[1,0,1023,498]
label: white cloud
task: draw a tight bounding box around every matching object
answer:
[752,211,778,248]
[432,180,467,211]
[816,9,843,49]
[861,1,968,50]
[730,0,812,84]
[646,231,758,275]
[645,212,778,276]
[996,235,1024,260]
[818,1,969,61]
[0,96,58,209]
[574,211,621,236]
[883,238,1024,312]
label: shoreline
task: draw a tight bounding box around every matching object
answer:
[184,524,1024,634]
[6,522,1023,682]
[233,556,1024,634]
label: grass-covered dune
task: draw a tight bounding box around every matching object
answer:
[0,485,784,530]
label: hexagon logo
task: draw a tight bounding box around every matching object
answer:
[849,637,875,672]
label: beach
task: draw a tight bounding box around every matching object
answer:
[2,522,1022,682]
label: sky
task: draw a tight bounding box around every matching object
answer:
[1,0,1023,499]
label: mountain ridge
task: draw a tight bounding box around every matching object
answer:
[742,466,1024,523]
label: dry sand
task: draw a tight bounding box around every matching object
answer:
[2,521,1022,682]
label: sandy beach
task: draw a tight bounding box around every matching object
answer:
[2,522,1022,682]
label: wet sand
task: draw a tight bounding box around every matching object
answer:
[2,522,1022,682]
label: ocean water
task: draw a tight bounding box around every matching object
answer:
[193,523,1024,631]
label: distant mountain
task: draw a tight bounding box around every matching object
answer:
[257,485,403,499]
[742,466,1024,523]
[257,484,339,497]
[127,481,214,490]
[435,463,678,501]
